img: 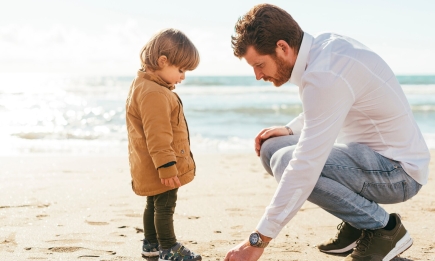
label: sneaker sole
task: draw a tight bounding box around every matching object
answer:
[142,251,159,257]
[383,231,413,261]
[319,241,357,254]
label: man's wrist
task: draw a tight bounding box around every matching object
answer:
[257,231,272,243]
[284,125,293,135]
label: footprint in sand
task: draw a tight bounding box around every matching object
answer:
[49,246,82,253]
[48,246,116,256]
[135,227,144,233]
[85,220,109,226]
[225,208,248,217]
[125,213,142,218]
[0,233,17,252]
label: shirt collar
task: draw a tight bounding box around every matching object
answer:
[289,32,314,87]
[138,70,175,90]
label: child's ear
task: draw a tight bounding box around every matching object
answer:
[157,55,168,68]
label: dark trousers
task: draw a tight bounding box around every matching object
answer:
[143,188,178,249]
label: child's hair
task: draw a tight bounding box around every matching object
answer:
[140,28,200,71]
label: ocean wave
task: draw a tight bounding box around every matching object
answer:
[396,75,435,85]
[12,131,101,140]
[188,105,303,115]
[182,75,435,86]
[411,105,435,112]
[176,86,300,95]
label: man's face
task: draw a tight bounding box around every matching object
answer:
[244,46,294,87]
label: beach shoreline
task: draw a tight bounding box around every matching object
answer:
[0,152,434,260]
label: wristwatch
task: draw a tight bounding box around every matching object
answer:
[249,232,269,248]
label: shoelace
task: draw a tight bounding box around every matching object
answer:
[355,230,374,253]
[333,222,345,242]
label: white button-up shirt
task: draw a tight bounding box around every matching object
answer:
[257,32,430,238]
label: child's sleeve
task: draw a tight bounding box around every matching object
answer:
[140,91,178,179]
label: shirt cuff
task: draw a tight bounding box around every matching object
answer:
[158,164,178,179]
[287,113,304,135]
[255,213,282,239]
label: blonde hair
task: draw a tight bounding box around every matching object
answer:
[140,28,200,71]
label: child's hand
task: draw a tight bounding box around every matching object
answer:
[161,176,181,188]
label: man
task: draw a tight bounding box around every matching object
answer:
[224,4,430,261]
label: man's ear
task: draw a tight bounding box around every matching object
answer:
[276,40,289,55]
[157,55,168,68]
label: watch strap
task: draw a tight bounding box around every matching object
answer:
[255,240,269,248]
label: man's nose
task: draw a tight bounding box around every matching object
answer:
[254,68,263,80]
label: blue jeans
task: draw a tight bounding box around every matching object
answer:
[260,135,422,230]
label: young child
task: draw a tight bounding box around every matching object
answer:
[125,28,201,261]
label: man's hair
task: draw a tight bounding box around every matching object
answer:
[140,28,200,71]
[231,4,303,58]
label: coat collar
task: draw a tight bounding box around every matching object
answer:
[138,70,175,90]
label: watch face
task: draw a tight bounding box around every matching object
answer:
[249,233,260,245]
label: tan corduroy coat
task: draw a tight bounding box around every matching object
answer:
[126,70,195,196]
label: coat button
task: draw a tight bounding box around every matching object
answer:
[181,149,184,154]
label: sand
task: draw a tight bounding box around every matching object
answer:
[0,152,434,260]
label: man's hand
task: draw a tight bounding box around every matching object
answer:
[160,176,181,188]
[224,240,264,261]
[255,126,291,156]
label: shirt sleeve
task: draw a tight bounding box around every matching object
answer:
[256,71,355,238]
[287,113,304,135]
[140,91,178,179]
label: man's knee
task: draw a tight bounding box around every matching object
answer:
[270,147,295,183]
[259,139,275,176]
[259,136,299,177]
[259,138,276,165]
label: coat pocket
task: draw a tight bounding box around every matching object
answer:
[173,141,193,175]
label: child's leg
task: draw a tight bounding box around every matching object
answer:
[142,195,159,257]
[153,188,178,249]
[143,195,157,243]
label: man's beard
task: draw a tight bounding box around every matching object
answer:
[264,55,293,87]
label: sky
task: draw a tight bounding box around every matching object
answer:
[1,0,434,76]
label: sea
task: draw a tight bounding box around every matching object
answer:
[0,73,434,156]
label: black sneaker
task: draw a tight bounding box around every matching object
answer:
[142,238,159,257]
[343,213,413,261]
[159,242,201,261]
[318,221,362,253]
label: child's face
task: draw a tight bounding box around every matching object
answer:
[156,65,186,86]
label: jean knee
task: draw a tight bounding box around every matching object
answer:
[270,150,287,183]
[260,136,298,177]
[260,139,276,175]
